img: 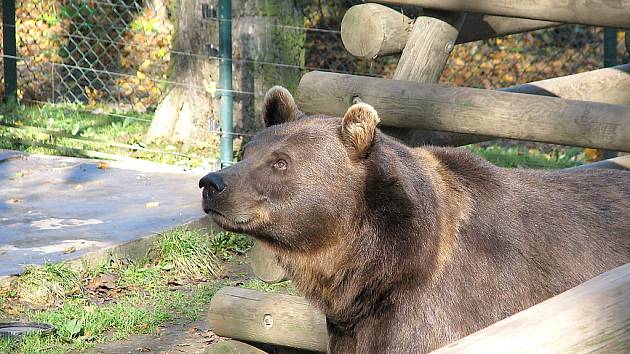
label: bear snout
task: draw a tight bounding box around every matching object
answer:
[199,172,227,193]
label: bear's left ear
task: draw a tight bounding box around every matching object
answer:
[262,86,304,127]
[341,103,380,158]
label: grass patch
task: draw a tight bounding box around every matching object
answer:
[241,279,298,296]
[465,144,585,169]
[210,232,253,261]
[0,227,250,353]
[0,102,217,168]
[155,227,222,279]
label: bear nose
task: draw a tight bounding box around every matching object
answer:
[199,172,226,193]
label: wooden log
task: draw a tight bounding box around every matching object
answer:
[375,0,630,29]
[381,10,484,147]
[341,4,558,59]
[204,340,268,354]
[297,71,630,151]
[250,240,287,283]
[570,154,630,171]
[431,263,630,353]
[207,287,328,353]
[502,63,630,105]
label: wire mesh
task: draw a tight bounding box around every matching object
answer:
[0,0,628,166]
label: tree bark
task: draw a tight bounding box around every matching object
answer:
[147,0,218,145]
[148,0,305,144]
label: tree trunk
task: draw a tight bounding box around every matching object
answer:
[147,0,218,145]
[232,0,305,134]
[147,0,305,145]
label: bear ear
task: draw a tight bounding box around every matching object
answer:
[341,103,380,158]
[262,86,304,127]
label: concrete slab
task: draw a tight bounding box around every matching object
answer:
[0,150,211,277]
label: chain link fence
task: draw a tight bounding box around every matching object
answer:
[1,0,628,165]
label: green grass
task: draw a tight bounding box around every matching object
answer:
[465,144,585,169]
[241,279,298,296]
[0,102,217,168]
[210,232,253,262]
[0,227,250,353]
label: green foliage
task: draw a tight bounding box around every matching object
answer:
[16,263,80,305]
[465,144,584,169]
[155,227,222,278]
[210,232,253,261]
[241,279,298,296]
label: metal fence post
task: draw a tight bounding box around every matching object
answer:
[219,0,233,168]
[2,0,17,101]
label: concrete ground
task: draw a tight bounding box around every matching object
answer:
[0,150,211,277]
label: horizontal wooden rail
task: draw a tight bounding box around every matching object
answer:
[375,0,630,29]
[431,263,630,353]
[297,71,630,151]
[342,4,559,59]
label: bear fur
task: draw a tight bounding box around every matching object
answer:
[200,86,630,353]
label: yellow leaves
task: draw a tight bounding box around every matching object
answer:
[136,71,147,80]
[97,162,110,169]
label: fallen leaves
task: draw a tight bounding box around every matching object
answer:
[63,246,77,254]
[97,162,110,169]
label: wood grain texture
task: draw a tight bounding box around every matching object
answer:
[207,287,328,352]
[297,71,630,151]
[204,340,268,354]
[250,240,287,283]
[375,0,630,29]
[431,263,630,353]
[503,63,630,104]
[570,154,630,171]
[341,4,558,58]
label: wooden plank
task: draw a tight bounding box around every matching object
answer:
[431,264,630,353]
[341,4,558,59]
[204,340,268,354]
[250,240,287,283]
[297,71,630,151]
[375,0,630,29]
[207,287,328,353]
[570,154,630,171]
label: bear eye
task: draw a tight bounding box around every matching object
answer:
[273,159,287,170]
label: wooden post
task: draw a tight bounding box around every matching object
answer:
[249,241,287,283]
[297,71,630,151]
[378,10,484,147]
[570,154,630,171]
[341,4,559,59]
[431,264,630,353]
[207,287,328,353]
[375,0,630,29]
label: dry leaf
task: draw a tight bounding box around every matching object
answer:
[74,184,84,191]
[5,198,20,204]
[63,246,77,254]
[146,201,160,208]
[97,162,110,169]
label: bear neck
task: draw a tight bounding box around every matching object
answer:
[277,133,478,331]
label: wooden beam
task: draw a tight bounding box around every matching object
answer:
[570,154,630,171]
[297,71,630,151]
[503,63,630,105]
[207,287,328,353]
[380,10,484,147]
[249,241,287,283]
[204,340,268,354]
[341,4,559,59]
[431,263,630,353]
[375,0,630,29]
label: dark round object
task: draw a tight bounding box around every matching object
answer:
[0,322,56,339]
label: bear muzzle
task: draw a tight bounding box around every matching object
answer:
[199,172,227,214]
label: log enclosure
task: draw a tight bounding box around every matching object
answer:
[217,1,630,353]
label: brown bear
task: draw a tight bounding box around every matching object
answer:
[199,86,630,353]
